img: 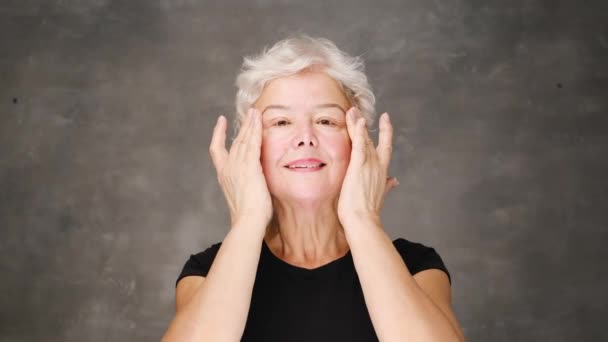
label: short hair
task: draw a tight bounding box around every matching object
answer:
[232,34,376,138]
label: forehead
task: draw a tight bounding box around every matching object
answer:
[254,71,350,110]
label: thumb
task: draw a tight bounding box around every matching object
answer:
[384,177,399,196]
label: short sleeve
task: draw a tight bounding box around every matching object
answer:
[175,242,222,287]
[392,238,452,285]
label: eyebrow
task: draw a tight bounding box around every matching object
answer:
[261,103,346,115]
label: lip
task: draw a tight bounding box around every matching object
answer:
[284,158,326,172]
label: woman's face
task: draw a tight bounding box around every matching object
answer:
[253,71,352,206]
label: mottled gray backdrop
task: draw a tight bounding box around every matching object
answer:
[1,0,607,341]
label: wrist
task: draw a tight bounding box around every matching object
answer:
[339,212,381,229]
[342,216,385,244]
[231,216,270,235]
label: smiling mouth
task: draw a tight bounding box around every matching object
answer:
[284,163,326,170]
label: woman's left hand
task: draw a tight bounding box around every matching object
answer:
[337,107,399,228]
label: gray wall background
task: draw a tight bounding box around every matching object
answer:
[1,0,607,341]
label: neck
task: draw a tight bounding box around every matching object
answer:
[264,197,350,267]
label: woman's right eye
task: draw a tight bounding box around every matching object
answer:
[274,120,289,127]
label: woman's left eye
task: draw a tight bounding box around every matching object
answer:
[318,119,334,125]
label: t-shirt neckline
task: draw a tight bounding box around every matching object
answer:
[261,239,353,277]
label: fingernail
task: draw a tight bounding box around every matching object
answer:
[384,113,390,122]
[394,177,399,186]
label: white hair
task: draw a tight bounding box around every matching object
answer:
[232,34,376,138]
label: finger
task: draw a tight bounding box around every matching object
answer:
[376,112,393,168]
[235,107,262,164]
[363,121,375,148]
[350,116,367,165]
[351,108,373,148]
[209,115,229,173]
[345,106,358,142]
[235,108,255,143]
[249,108,263,159]
[380,177,399,212]
[357,113,376,163]
[230,108,255,155]
[383,176,399,196]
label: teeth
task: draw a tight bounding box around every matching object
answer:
[289,164,323,169]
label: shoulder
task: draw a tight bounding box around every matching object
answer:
[190,241,223,264]
[392,238,452,285]
[175,241,223,287]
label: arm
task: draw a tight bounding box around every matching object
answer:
[161,222,265,342]
[162,109,271,341]
[345,220,465,342]
[338,109,464,341]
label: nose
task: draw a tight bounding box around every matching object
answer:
[291,121,318,148]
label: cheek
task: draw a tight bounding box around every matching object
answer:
[260,136,285,167]
[324,136,352,162]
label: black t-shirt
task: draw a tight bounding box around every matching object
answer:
[176,238,451,341]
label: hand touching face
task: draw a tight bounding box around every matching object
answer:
[209,108,273,227]
[337,107,398,228]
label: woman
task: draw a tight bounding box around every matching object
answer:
[163,35,465,341]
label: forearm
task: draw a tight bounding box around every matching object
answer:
[345,219,462,342]
[163,221,265,342]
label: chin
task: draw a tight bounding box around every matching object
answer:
[272,186,336,205]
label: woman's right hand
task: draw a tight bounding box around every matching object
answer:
[209,108,273,229]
